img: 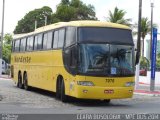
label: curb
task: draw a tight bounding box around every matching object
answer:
[134,89,160,96]
[139,82,160,86]
[134,92,160,97]
[0,76,11,80]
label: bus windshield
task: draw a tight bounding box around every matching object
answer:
[78,44,134,77]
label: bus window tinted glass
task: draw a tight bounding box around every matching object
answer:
[12,41,15,52]
[27,36,34,51]
[53,31,58,48]
[47,31,53,49]
[37,34,42,50]
[34,35,38,50]
[78,27,133,45]
[20,38,26,52]
[79,44,110,75]
[110,45,134,76]
[58,29,65,48]
[66,27,76,47]
[15,39,20,52]
[43,33,47,49]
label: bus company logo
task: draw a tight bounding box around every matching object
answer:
[14,56,31,63]
[106,79,114,83]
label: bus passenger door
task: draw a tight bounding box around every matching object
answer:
[63,45,78,95]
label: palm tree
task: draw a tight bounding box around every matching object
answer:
[140,17,151,57]
[107,7,131,26]
[133,17,157,57]
[138,17,157,57]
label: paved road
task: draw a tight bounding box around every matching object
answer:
[0,78,160,114]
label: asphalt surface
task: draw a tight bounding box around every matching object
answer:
[0,78,160,115]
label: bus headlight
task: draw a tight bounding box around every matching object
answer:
[125,82,135,87]
[77,81,94,86]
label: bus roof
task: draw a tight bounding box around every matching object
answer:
[13,20,131,40]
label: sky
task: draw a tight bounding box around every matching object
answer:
[0,0,160,34]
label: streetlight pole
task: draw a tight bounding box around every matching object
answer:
[35,20,37,30]
[44,16,47,26]
[150,0,155,91]
[150,0,154,60]
[0,0,5,75]
[135,0,142,90]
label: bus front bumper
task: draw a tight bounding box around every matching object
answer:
[73,86,134,100]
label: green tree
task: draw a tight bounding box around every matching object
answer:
[107,7,131,26]
[134,17,157,57]
[14,6,53,34]
[52,0,97,23]
[14,1,97,34]
[61,0,70,5]
[157,53,160,68]
[140,57,149,69]
[141,17,151,57]
[158,53,160,58]
[2,34,13,63]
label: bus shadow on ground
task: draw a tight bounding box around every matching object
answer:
[71,100,130,108]
[20,86,130,107]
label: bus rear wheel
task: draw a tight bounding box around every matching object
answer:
[18,73,23,89]
[23,73,30,90]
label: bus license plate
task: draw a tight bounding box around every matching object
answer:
[104,90,114,94]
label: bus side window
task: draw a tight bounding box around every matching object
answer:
[42,31,53,50]
[27,36,34,51]
[53,31,58,49]
[37,34,43,50]
[15,39,20,52]
[47,31,53,49]
[20,38,26,52]
[34,35,38,50]
[12,41,15,52]
[58,29,65,48]
[43,33,48,50]
[65,27,76,47]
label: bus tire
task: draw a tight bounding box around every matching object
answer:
[23,73,30,90]
[18,72,23,89]
[104,99,111,103]
[56,78,61,99]
[60,80,68,102]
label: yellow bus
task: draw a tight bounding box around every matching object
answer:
[11,21,135,102]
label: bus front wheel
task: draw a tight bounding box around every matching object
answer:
[60,80,68,102]
[56,77,68,102]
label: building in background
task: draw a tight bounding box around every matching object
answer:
[145,33,160,60]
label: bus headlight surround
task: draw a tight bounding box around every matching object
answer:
[125,82,135,87]
[77,81,94,86]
